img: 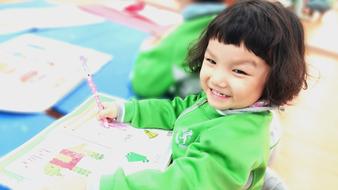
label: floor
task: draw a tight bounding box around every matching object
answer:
[270,4,338,190]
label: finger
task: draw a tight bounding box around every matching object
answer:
[98,108,113,117]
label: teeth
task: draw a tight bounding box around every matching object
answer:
[211,89,226,97]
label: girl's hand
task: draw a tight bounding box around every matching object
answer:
[97,101,120,122]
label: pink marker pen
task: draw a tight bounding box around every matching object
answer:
[80,56,110,128]
[80,56,128,129]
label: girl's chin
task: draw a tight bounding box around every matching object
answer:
[207,98,229,110]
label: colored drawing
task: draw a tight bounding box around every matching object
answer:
[73,166,91,177]
[86,150,104,160]
[67,144,104,160]
[126,152,149,163]
[44,163,62,176]
[44,144,104,177]
[50,149,83,170]
[144,129,158,139]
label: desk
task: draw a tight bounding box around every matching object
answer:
[0,112,55,157]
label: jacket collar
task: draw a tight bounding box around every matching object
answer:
[216,101,279,115]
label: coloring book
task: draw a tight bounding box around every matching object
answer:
[0,93,172,189]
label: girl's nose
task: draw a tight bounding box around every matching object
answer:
[210,70,227,88]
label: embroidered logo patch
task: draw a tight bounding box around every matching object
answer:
[175,128,193,149]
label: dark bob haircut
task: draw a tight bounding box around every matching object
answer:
[187,0,308,106]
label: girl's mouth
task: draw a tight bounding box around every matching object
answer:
[210,88,230,99]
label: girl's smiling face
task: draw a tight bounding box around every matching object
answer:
[200,39,270,110]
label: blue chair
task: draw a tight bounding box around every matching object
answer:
[0,112,55,157]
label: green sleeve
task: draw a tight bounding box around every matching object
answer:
[100,114,270,190]
[131,16,214,98]
[123,93,204,130]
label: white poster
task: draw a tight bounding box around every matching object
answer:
[0,34,112,112]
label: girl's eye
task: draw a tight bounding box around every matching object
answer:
[233,69,248,75]
[205,58,216,65]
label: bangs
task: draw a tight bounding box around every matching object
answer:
[206,3,285,63]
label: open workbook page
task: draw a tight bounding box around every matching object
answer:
[0,93,172,189]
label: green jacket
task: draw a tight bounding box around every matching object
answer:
[130,14,216,98]
[100,93,272,190]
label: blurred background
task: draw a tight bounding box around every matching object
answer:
[0,0,337,189]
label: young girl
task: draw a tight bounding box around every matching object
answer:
[44,0,307,189]
[95,0,307,189]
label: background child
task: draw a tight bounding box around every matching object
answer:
[130,0,227,98]
[42,0,307,189]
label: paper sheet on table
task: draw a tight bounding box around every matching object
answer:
[0,6,105,35]
[0,34,112,112]
[0,93,172,189]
